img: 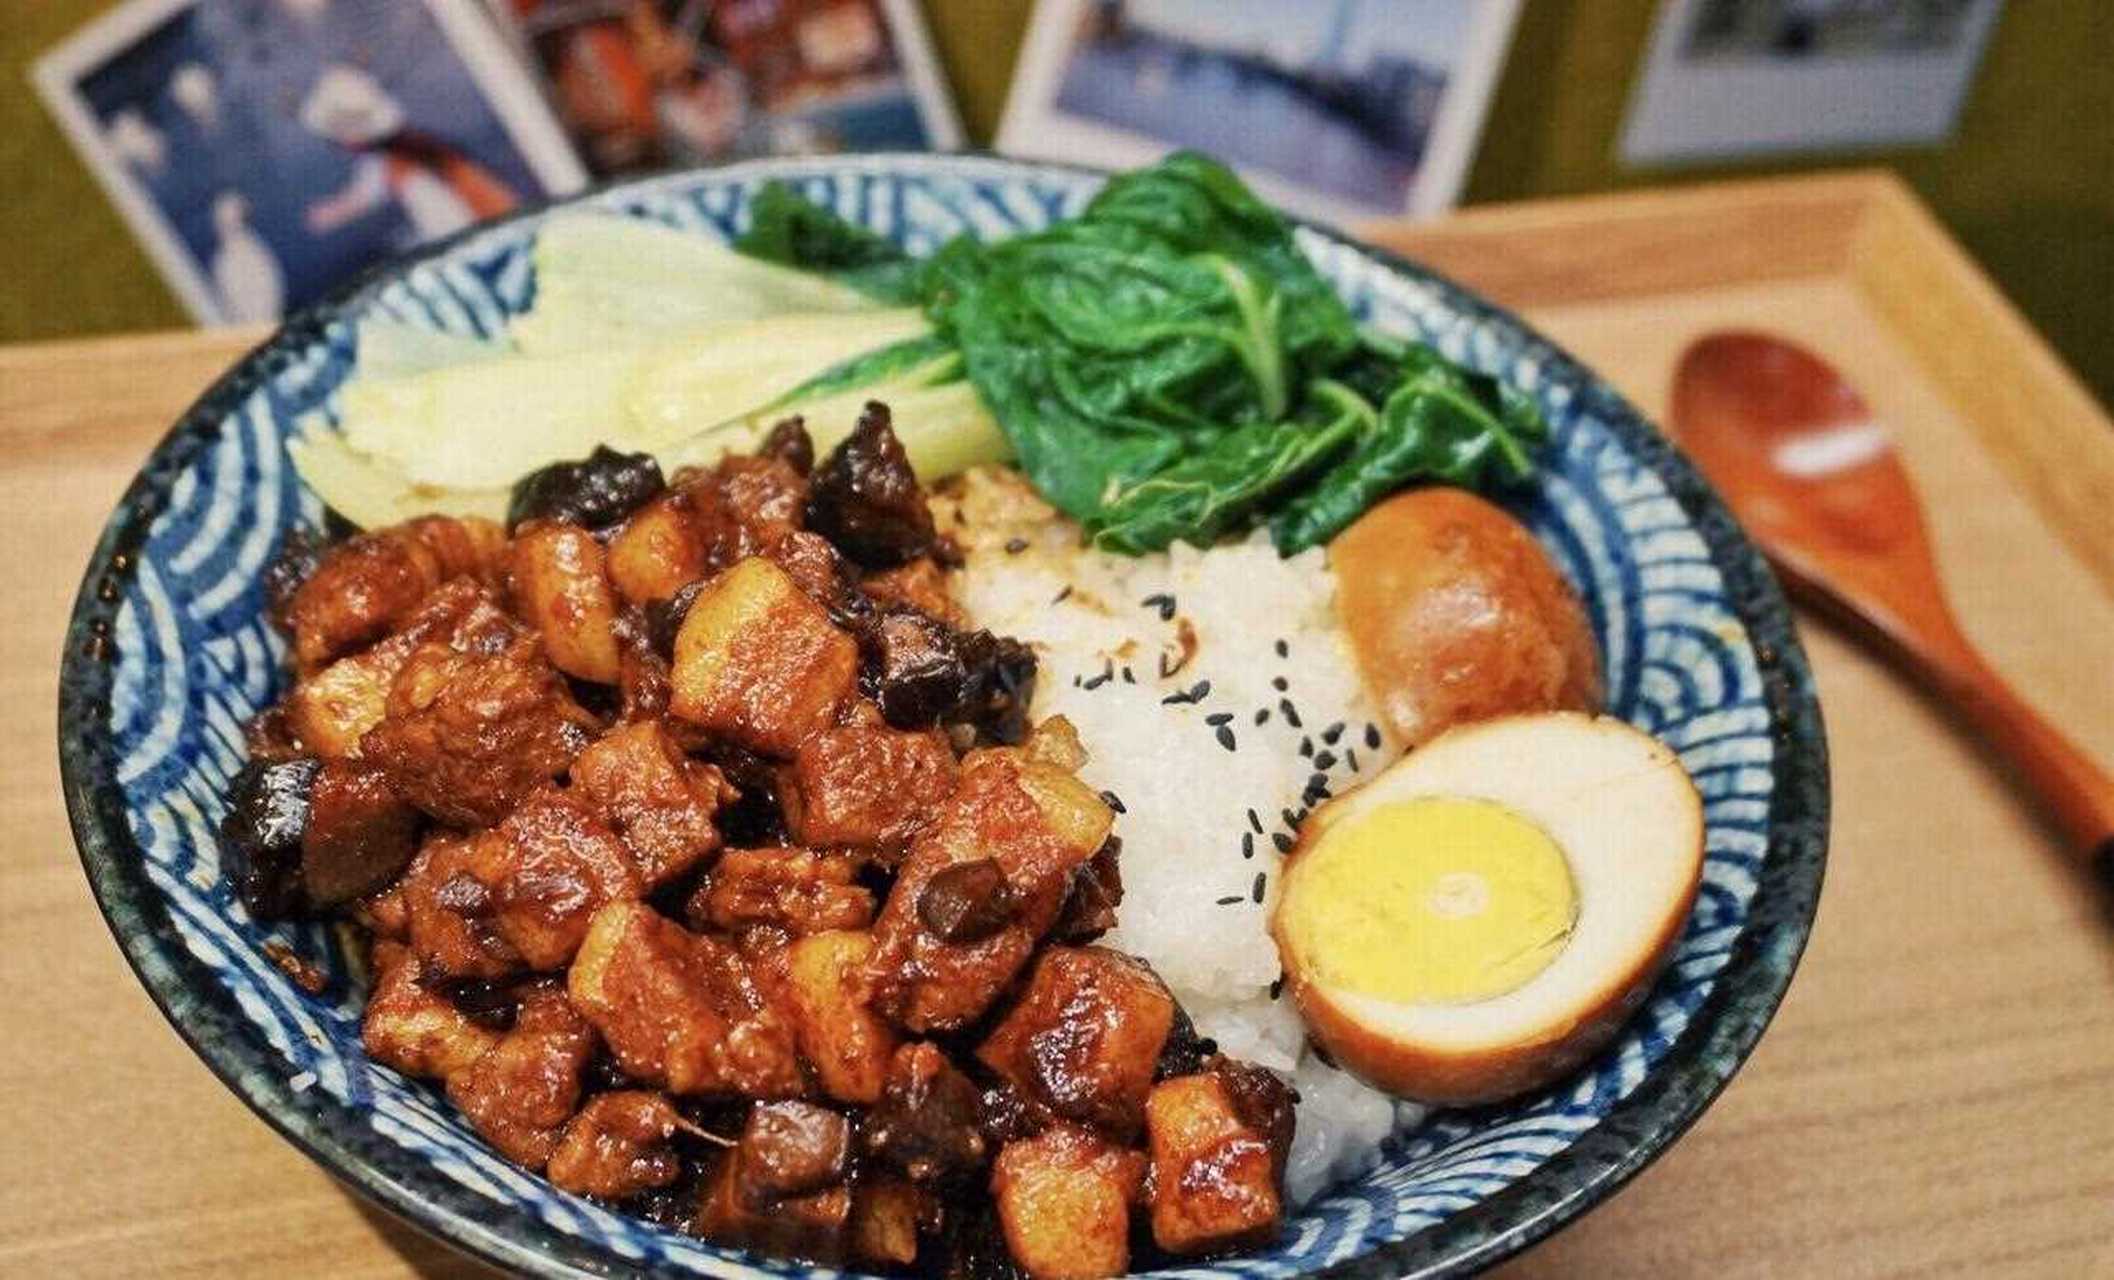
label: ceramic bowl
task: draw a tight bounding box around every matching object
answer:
[59,153,1827,1279]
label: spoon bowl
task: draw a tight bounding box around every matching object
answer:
[1673,331,2114,881]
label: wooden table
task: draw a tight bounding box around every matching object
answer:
[5,173,2111,1278]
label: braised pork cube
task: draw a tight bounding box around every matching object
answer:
[783,930,898,1105]
[976,947,1175,1142]
[402,834,523,980]
[567,901,804,1098]
[990,1126,1146,1280]
[777,721,957,853]
[509,521,621,683]
[858,1041,987,1182]
[757,418,815,475]
[669,557,858,757]
[568,721,731,888]
[849,1175,932,1269]
[362,637,595,827]
[547,1090,685,1201]
[866,735,1113,1032]
[693,1102,853,1262]
[445,982,596,1168]
[465,787,643,970]
[281,515,503,672]
[692,849,874,936]
[363,941,502,1080]
[862,557,964,627]
[1144,1059,1295,1256]
[806,402,936,570]
[765,529,849,610]
[608,490,709,607]
[300,762,421,907]
[714,453,809,547]
[284,579,498,759]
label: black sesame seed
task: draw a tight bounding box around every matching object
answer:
[1279,699,1302,728]
[1299,737,1314,758]
[1346,748,1361,772]
[1271,832,1294,855]
[1242,832,1255,859]
[1280,807,1299,829]
[1269,975,1285,1000]
[1215,725,1236,752]
[1122,666,1136,684]
[1322,722,1346,745]
[1247,807,1263,833]
[1189,679,1211,702]
[1274,639,1289,658]
[1314,749,1337,771]
[1365,723,1382,750]
[1140,593,1176,620]
[1004,536,1029,554]
[1082,671,1111,690]
[1254,707,1270,726]
[1100,790,1127,814]
[1271,676,1288,692]
[1072,674,1083,688]
[1252,873,1266,903]
[1205,712,1233,727]
[1216,895,1243,906]
[1052,585,1073,604]
[1307,772,1329,792]
[1157,651,1178,679]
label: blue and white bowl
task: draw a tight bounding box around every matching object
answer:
[59,154,1827,1279]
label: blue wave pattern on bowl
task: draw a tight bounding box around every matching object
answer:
[104,156,1771,1277]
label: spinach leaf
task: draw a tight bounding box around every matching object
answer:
[737,182,923,304]
[1268,345,1547,553]
[919,153,1363,519]
[1088,380,1374,554]
[730,154,1548,555]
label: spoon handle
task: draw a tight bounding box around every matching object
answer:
[1928,639,2114,887]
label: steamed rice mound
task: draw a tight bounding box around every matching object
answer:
[935,467,1419,1205]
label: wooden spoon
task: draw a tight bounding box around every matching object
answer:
[1672,331,2114,887]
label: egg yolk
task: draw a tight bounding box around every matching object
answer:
[1286,796,1577,1004]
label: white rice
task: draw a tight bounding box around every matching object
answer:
[937,468,1423,1205]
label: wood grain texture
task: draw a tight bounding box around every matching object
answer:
[4,177,2110,1279]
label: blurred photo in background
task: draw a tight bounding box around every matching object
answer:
[35,0,961,324]
[999,0,1522,224]
[489,0,960,179]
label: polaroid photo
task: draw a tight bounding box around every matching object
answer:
[35,0,589,326]
[1622,0,2004,164]
[489,0,964,180]
[997,0,1523,226]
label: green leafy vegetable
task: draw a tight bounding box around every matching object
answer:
[737,183,923,304]
[737,152,1546,555]
[1267,345,1548,553]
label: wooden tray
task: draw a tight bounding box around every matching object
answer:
[5,172,2110,1278]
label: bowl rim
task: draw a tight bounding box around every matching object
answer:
[56,150,1828,1280]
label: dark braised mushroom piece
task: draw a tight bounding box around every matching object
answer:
[507,446,666,534]
[221,756,321,918]
[916,858,1015,944]
[806,402,937,570]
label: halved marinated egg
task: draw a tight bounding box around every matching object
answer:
[1271,711,1703,1105]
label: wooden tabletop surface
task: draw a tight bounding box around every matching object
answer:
[5,173,2111,1278]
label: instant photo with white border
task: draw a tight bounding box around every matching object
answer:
[34,0,587,325]
[998,0,1522,226]
[1621,0,2003,165]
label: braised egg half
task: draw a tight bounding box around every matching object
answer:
[1271,711,1703,1105]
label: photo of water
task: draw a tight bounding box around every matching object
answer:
[1051,0,1462,212]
